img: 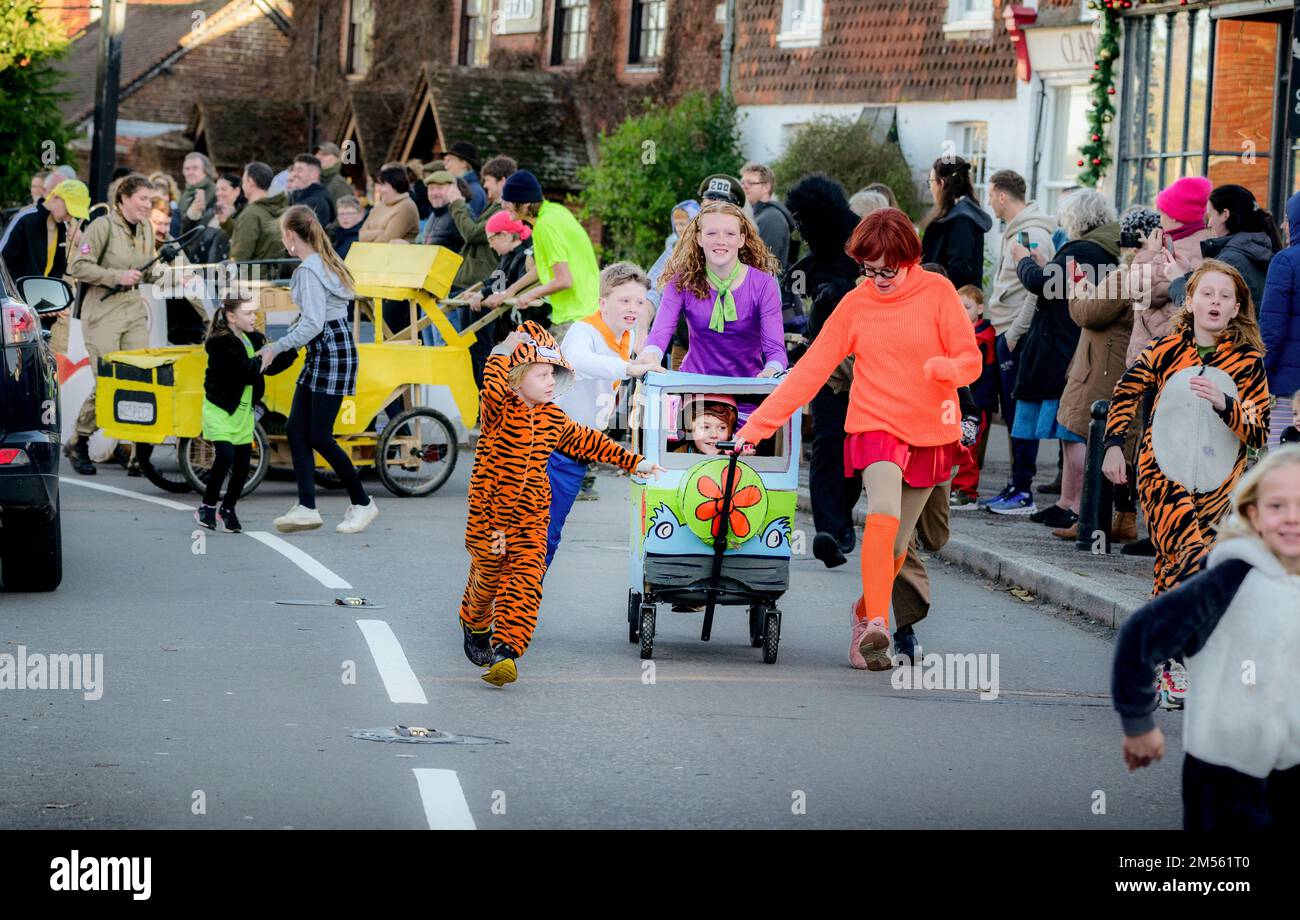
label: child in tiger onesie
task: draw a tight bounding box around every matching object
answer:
[460,321,660,687]
[1102,260,1269,710]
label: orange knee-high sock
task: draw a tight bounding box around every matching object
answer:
[893,552,907,577]
[858,513,900,625]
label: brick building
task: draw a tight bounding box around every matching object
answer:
[280,0,725,194]
[732,0,1039,206]
[53,0,297,176]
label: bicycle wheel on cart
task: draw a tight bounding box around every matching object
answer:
[375,407,458,497]
[178,422,270,497]
[136,437,191,494]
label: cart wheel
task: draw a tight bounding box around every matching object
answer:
[375,407,457,497]
[179,423,270,497]
[748,605,764,648]
[762,608,781,664]
[628,590,642,643]
[638,604,656,660]
[136,437,191,494]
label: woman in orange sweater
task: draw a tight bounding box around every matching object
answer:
[734,208,982,670]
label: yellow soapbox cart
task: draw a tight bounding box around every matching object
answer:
[96,243,498,498]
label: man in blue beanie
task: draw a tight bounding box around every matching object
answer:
[485,169,601,343]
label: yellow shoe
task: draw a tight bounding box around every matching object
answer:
[481,651,518,687]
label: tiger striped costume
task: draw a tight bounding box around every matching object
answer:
[460,322,644,663]
[1105,323,1269,594]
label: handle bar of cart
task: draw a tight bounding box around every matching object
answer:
[700,441,744,641]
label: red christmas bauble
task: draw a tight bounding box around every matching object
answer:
[1077,159,1085,167]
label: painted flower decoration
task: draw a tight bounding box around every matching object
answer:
[693,470,763,539]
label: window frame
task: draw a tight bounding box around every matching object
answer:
[629,0,668,66]
[949,120,990,200]
[1114,9,1267,211]
[459,0,491,67]
[776,0,822,49]
[342,0,374,77]
[550,0,591,66]
[943,0,994,36]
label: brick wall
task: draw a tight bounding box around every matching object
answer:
[1206,17,1276,204]
[119,7,293,125]
[41,0,96,39]
[286,0,720,153]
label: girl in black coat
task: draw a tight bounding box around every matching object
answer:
[197,298,295,531]
[920,156,993,291]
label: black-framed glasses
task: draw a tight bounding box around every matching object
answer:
[859,264,899,280]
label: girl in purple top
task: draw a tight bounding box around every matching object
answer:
[640,201,787,378]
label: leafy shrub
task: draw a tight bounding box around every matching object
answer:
[578,92,744,268]
[769,114,920,219]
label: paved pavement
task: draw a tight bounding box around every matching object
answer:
[796,419,1156,626]
[0,454,1181,829]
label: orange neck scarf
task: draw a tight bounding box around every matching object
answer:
[582,311,631,361]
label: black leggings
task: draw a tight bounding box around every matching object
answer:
[202,440,251,509]
[286,385,369,509]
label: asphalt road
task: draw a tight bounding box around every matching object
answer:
[0,457,1181,829]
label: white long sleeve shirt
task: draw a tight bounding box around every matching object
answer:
[555,320,636,430]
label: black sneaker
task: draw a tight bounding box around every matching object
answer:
[836,529,856,555]
[217,506,242,533]
[893,624,917,665]
[1038,474,1062,495]
[1120,536,1157,557]
[481,645,518,687]
[461,621,493,667]
[813,531,848,568]
[195,504,217,530]
[1029,504,1077,528]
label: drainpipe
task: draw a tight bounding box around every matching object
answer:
[720,0,736,96]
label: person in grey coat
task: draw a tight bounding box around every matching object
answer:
[258,205,378,535]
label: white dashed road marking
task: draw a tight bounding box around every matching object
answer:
[412,768,476,830]
[355,619,429,704]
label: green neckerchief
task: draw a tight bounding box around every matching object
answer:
[706,262,746,333]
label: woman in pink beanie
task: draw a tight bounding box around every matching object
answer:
[1127,176,1214,366]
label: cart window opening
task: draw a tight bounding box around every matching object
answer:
[654,388,791,472]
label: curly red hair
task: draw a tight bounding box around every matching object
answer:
[845,207,921,268]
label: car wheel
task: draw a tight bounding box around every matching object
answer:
[1,498,62,591]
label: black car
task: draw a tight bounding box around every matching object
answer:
[0,262,72,591]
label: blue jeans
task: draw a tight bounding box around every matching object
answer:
[545,452,588,570]
[996,333,1039,493]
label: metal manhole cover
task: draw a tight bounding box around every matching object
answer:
[350,726,506,745]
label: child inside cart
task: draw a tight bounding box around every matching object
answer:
[669,394,739,455]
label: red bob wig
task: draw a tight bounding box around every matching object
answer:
[845,207,922,267]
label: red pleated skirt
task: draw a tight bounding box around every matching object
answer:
[843,430,959,488]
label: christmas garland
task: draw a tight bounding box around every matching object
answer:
[1077,2,1123,186]
[1078,0,1191,186]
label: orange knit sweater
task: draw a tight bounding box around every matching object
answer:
[738,268,982,447]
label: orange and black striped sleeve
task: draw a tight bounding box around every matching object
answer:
[479,353,512,431]
[556,415,643,472]
[1215,348,1270,449]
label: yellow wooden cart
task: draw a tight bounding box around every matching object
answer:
[96,243,492,498]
